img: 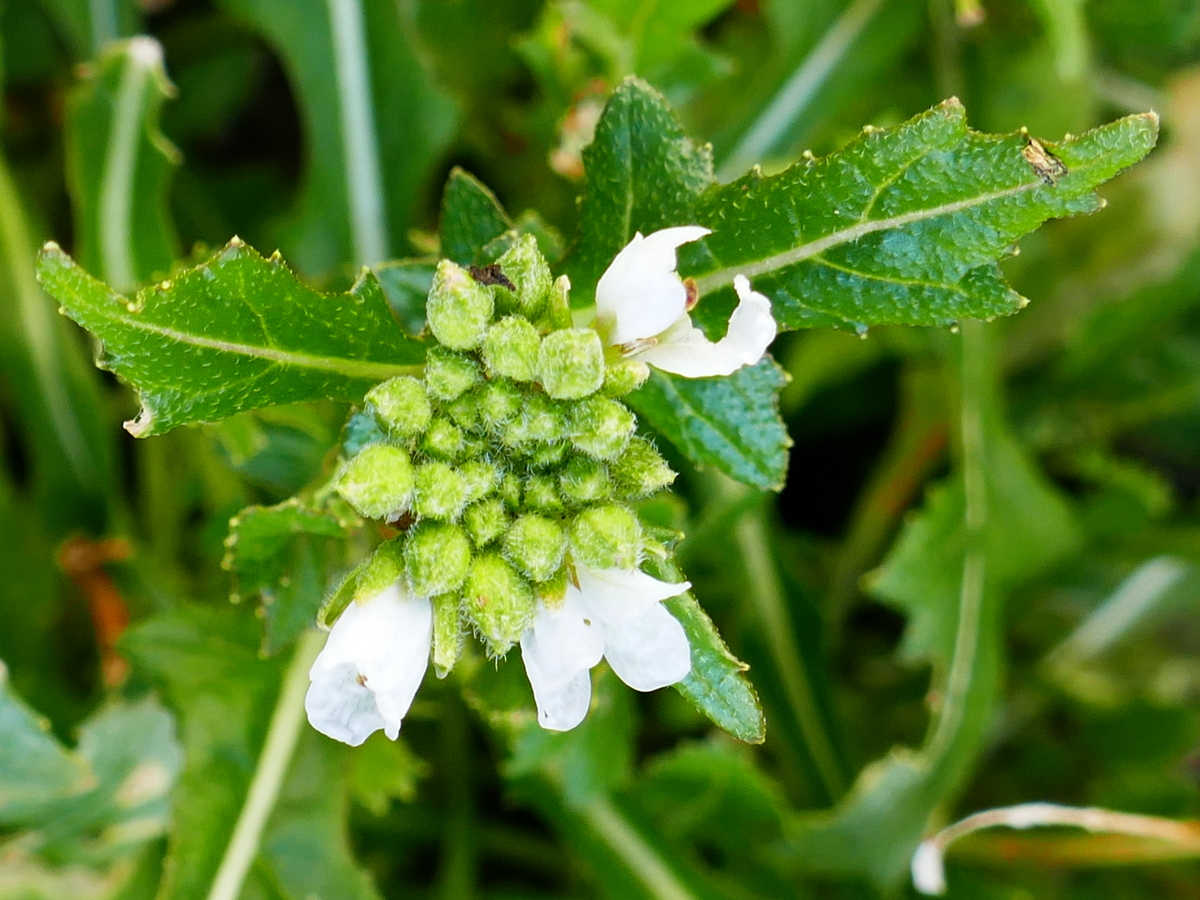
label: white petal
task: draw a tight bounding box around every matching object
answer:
[306,582,431,743]
[635,274,776,377]
[575,566,691,629]
[304,660,388,747]
[595,226,710,345]
[519,590,605,689]
[911,842,947,895]
[531,667,593,731]
[603,603,691,691]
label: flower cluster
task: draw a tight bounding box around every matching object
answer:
[306,227,775,744]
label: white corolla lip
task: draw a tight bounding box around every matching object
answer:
[519,566,692,731]
[595,226,710,345]
[594,227,777,378]
[305,581,432,746]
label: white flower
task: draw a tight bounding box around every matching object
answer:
[594,226,777,378]
[305,581,432,746]
[519,566,692,731]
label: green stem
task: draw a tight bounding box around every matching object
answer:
[327,0,389,266]
[435,699,476,900]
[206,630,325,900]
[99,38,160,294]
[733,493,846,800]
[717,0,885,180]
[89,0,120,52]
[581,796,698,900]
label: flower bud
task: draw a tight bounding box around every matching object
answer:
[546,274,573,330]
[427,259,494,349]
[366,376,431,439]
[413,461,470,520]
[524,475,564,514]
[464,497,510,546]
[479,380,523,429]
[460,460,499,503]
[445,393,480,430]
[464,552,534,654]
[495,234,551,319]
[404,522,472,596]
[498,472,522,510]
[355,538,405,600]
[483,316,541,381]
[569,396,635,460]
[425,347,480,401]
[503,514,567,582]
[530,442,568,470]
[335,443,414,520]
[569,504,642,570]
[611,436,676,497]
[559,455,611,505]
[422,418,466,459]
[603,358,651,396]
[538,328,604,399]
[535,566,569,606]
[502,394,564,449]
[431,592,463,678]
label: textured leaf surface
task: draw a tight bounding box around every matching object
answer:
[37,240,424,436]
[629,359,791,491]
[439,168,513,266]
[224,496,361,653]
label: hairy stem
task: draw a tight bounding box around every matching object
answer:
[206,630,324,900]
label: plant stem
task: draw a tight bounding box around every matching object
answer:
[327,0,389,266]
[733,493,846,800]
[99,38,161,294]
[582,796,698,900]
[435,699,476,900]
[205,630,325,900]
[89,0,120,52]
[717,0,885,180]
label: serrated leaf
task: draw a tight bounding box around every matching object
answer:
[642,553,765,743]
[439,168,513,266]
[37,240,424,436]
[224,497,361,653]
[688,99,1159,331]
[629,358,791,491]
[65,37,179,293]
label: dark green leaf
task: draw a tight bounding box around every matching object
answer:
[438,168,512,266]
[629,358,791,492]
[224,496,362,653]
[373,259,434,337]
[37,240,424,436]
[65,37,179,293]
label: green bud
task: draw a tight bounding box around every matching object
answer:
[464,497,510,546]
[538,328,604,399]
[463,552,535,654]
[355,538,405,600]
[612,436,676,498]
[483,316,541,381]
[422,418,466,459]
[603,358,651,397]
[504,514,567,582]
[425,347,481,401]
[559,455,612,505]
[570,504,642,570]
[502,393,563,449]
[404,522,472,596]
[524,475,564,514]
[318,558,366,629]
[535,566,569,606]
[569,396,635,460]
[445,393,481,430]
[414,461,470,520]
[427,259,494,349]
[460,460,499,503]
[495,234,551,319]
[546,274,573,330]
[479,380,523,429]
[431,592,463,678]
[366,376,431,439]
[498,472,522,510]
[530,441,568,470]
[335,443,414,520]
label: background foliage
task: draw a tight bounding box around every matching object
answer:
[1,0,1199,898]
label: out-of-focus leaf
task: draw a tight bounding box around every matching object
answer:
[215,0,459,273]
[223,496,361,653]
[121,606,381,900]
[784,330,1080,887]
[37,240,424,436]
[373,259,435,337]
[65,37,179,293]
[629,359,791,492]
[350,732,426,815]
[438,168,512,267]
[37,0,138,59]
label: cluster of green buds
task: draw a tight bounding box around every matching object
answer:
[328,236,677,675]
